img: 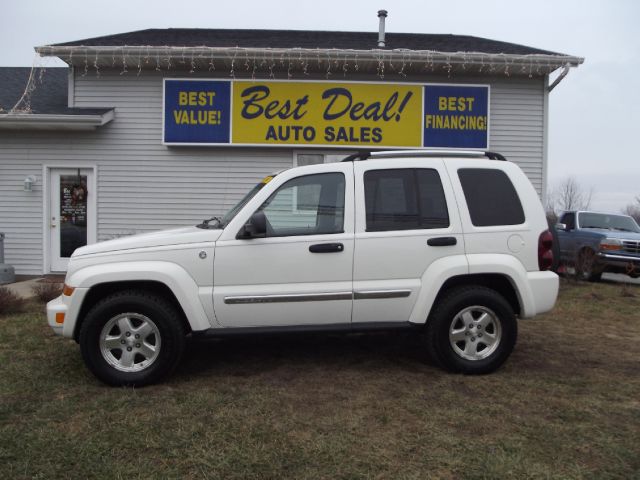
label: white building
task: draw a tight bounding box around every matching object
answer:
[0,25,582,274]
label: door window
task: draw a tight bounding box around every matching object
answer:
[259,173,345,237]
[364,168,449,232]
[59,174,88,257]
[560,212,575,230]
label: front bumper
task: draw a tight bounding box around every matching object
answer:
[597,252,640,274]
[46,296,66,336]
[46,288,89,338]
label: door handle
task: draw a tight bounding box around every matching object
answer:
[309,243,344,253]
[427,237,457,247]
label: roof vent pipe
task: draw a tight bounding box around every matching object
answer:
[377,10,388,48]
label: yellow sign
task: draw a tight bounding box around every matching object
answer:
[232,81,423,148]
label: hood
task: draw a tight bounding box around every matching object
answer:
[582,228,640,239]
[73,226,222,257]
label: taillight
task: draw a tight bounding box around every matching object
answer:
[538,230,554,271]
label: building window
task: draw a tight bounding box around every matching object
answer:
[295,153,325,166]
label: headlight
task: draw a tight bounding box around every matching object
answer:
[599,238,622,251]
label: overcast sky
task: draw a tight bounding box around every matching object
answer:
[2,0,639,212]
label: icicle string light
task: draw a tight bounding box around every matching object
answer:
[3,47,578,115]
[35,45,574,79]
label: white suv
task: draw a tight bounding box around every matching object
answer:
[47,151,559,386]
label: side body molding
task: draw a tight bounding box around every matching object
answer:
[66,261,215,335]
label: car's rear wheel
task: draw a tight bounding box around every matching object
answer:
[79,290,185,386]
[426,286,517,374]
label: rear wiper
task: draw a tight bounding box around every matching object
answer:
[197,216,221,229]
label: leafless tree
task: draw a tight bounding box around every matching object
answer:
[546,177,594,217]
[622,195,640,224]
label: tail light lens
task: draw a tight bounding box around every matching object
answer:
[538,230,554,271]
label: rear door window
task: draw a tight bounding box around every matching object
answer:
[364,168,449,232]
[458,168,525,226]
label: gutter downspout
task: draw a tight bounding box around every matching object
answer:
[547,63,572,92]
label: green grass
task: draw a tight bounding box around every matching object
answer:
[1,280,639,479]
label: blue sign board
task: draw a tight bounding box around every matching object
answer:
[164,80,231,144]
[423,85,489,149]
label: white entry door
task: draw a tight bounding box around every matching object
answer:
[49,168,96,272]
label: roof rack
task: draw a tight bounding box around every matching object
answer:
[341,151,372,162]
[341,150,507,162]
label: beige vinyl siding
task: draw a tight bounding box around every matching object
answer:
[0,69,545,274]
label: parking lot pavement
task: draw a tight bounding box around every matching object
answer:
[602,272,640,285]
[3,278,43,299]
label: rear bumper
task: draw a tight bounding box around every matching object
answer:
[523,271,559,317]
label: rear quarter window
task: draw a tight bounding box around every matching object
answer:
[458,168,525,226]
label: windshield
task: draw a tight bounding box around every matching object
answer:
[213,175,276,228]
[578,212,640,233]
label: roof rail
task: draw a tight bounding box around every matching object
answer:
[341,151,371,162]
[341,150,507,162]
[484,151,507,161]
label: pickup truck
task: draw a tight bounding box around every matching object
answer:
[47,150,559,386]
[556,210,640,281]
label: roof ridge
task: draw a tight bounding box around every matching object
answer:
[45,28,565,56]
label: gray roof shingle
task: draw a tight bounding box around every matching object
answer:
[0,67,110,115]
[50,28,564,56]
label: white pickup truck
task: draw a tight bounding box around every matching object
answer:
[47,151,559,386]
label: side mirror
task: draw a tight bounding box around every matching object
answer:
[237,211,267,239]
[555,223,567,231]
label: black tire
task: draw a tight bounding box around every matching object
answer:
[79,290,186,386]
[426,286,517,374]
[576,249,602,282]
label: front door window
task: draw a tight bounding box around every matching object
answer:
[258,172,345,237]
[59,174,88,257]
[49,168,94,272]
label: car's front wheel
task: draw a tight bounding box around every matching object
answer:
[576,249,603,282]
[79,290,185,386]
[426,286,517,374]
